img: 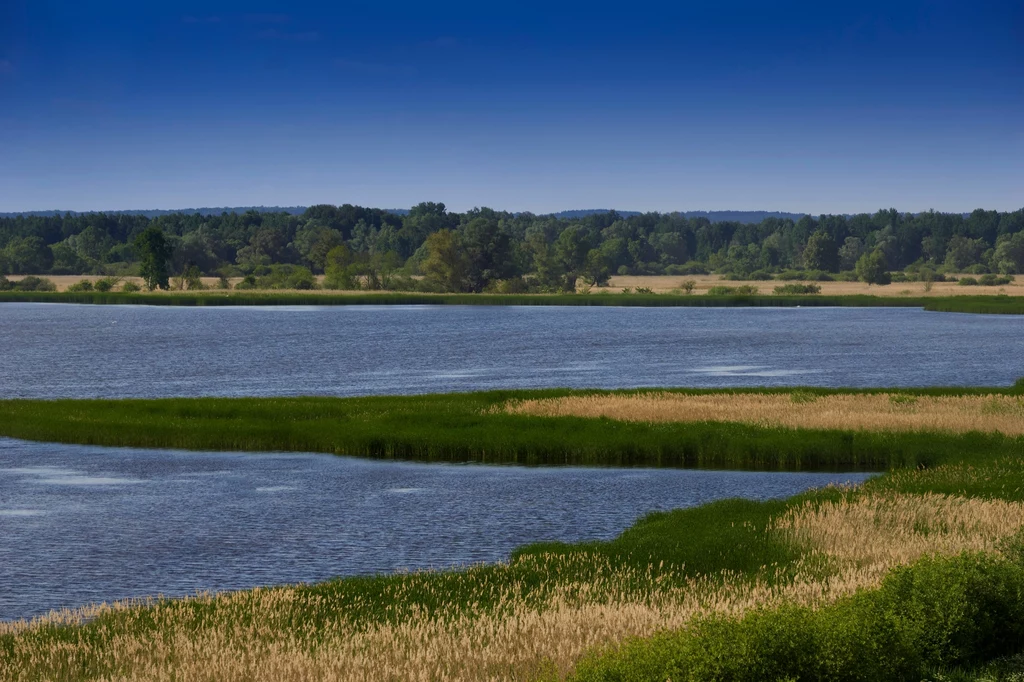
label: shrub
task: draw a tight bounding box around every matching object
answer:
[93,277,121,293]
[121,281,141,293]
[959,277,979,286]
[665,261,709,276]
[67,279,94,292]
[235,274,258,290]
[774,283,821,295]
[707,285,758,296]
[680,280,696,295]
[634,286,654,294]
[979,273,1012,286]
[836,270,859,282]
[12,276,56,292]
[572,553,1024,682]
[748,270,774,281]
[487,278,530,294]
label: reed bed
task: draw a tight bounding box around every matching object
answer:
[2,394,1020,471]
[4,489,1022,681]
[504,392,1024,435]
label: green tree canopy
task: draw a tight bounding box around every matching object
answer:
[855,249,891,285]
[133,227,173,290]
[803,231,839,272]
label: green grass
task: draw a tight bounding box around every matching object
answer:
[1,290,1024,313]
[569,551,1024,682]
[1,386,1023,471]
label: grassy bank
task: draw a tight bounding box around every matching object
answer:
[2,386,1023,470]
[2,289,1024,313]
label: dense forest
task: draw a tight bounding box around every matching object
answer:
[1,204,1022,292]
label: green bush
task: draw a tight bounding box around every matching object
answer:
[121,281,141,293]
[93,277,121,292]
[11,276,56,292]
[665,261,709,276]
[571,553,1024,682]
[67,279,94,292]
[959,277,979,286]
[979,274,1012,286]
[707,285,760,296]
[774,283,821,295]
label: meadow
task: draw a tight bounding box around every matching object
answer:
[2,386,1024,680]
[6,273,1024,298]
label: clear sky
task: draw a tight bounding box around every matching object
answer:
[0,1,1021,214]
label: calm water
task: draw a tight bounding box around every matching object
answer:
[0,438,872,621]
[0,303,1022,398]
[0,303,1015,620]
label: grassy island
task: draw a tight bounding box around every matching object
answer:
[2,385,1024,681]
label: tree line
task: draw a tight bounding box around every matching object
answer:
[1,203,1022,291]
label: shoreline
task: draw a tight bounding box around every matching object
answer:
[3,290,1024,314]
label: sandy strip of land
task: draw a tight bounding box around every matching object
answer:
[4,273,1020,296]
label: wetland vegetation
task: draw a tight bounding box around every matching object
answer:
[1,385,1023,470]
[2,385,1024,680]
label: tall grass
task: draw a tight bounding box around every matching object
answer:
[1,290,1023,313]
[1,389,1023,470]
[504,392,1024,435]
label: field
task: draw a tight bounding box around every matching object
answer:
[7,273,1023,298]
[3,386,1024,680]
[609,273,1024,297]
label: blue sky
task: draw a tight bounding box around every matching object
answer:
[0,1,1021,214]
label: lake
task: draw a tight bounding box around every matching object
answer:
[0,303,1015,621]
[0,437,872,621]
[0,303,1021,398]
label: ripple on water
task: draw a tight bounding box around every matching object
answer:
[0,510,46,517]
[35,476,144,486]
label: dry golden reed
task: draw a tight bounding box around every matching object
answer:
[503,392,1024,435]
[4,490,1023,681]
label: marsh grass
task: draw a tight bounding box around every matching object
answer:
[504,392,1024,435]
[2,390,1023,470]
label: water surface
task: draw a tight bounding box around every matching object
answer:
[1,304,1021,398]
[0,438,871,621]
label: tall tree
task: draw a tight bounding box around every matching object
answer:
[422,230,469,292]
[133,227,173,290]
[803,231,839,272]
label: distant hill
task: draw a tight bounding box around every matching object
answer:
[545,209,810,222]
[0,206,309,219]
[0,206,811,224]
